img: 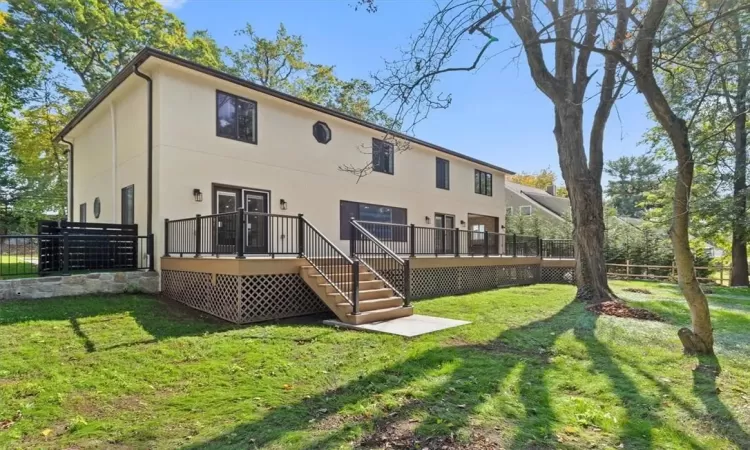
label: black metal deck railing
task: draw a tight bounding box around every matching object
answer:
[164,210,302,257]
[354,221,544,258]
[351,219,409,305]
[541,239,575,259]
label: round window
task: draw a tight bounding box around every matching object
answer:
[313,121,331,144]
[93,197,101,218]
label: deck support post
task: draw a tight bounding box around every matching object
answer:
[512,233,517,258]
[163,218,170,257]
[297,213,304,258]
[454,228,460,257]
[409,224,416,257]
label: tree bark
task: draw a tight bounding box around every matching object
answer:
[730,104,748,286]
[634,0,714,354]
[554,107,611,302]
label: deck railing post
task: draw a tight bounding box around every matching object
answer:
[148,233,155,271]
[409,224,416,257]
[163,218,170,257]
[194,214,201,258]
[62,232,70,275]
[484,231,489,257]
[352,260,360,315]
[454,228,460,257]
[349,218,357,257]
[403,259,411,306]
[236,208,245,259]
[512,233,517,258]
[297,213,304,257]
[538,237,542,259]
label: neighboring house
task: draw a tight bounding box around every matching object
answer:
[504,181,570,222]
[54,48,514,271]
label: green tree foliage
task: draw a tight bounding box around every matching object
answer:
[6,0,224,94]
[505,212,572,239]
[604,155,663,218]
[226,23,390,125]
[508,168,557,190]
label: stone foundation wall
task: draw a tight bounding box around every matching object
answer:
[0,271,159,301]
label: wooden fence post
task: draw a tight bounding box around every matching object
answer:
[626,259,630,277]
[719,263,724,286]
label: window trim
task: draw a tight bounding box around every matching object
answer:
[372,138,394,175]
[121,184,135,225]
[436,157,450,190]
[520,205,532,216]
[474,169,493,196]
[216,90,258,145]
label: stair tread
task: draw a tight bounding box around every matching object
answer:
[336,296,402,306]
[347,306,412,317]
[329,288,391,296]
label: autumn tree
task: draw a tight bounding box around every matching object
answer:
[508,168,557,190]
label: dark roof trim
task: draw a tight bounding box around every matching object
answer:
[54,47,515,175]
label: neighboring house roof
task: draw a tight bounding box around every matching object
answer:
[505,181,570,218]
[54,47,514,175]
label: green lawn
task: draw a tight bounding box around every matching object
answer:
[1,281,750,449]
[0,255,38,279]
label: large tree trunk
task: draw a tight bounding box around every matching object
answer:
[730,84,748,287]
[554,107,611,302]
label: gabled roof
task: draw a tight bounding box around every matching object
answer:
[54,47,514,175]
[505,181,570,218]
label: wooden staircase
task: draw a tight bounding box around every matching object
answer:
[300,264,413,325]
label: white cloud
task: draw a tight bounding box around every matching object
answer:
[156,0,187,9]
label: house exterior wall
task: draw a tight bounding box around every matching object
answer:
[154,64,508,252]
[69,77,148,232]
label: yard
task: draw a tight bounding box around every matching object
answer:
[1,281,749,449]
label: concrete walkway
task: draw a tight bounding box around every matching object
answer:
[323,314,470,337]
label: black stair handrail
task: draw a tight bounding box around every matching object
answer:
[351,219,410,304]
[300,216,360,314]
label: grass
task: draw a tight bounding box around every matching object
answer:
[1,281,749,449]
[0,255,38,279]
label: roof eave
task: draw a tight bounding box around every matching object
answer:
[54,47,516,175]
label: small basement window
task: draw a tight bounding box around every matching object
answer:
[520,205,532,216]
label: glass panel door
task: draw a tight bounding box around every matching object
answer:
[216,190,239,254]
[435,214,455,254]
[245,191,269,254]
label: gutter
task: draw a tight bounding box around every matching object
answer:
[61,138,74,221]
[133,64,154,269]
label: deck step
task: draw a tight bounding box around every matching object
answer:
[336,296,403,312]
[301,265,368,273]
[330,288,394,300]
[320,280,384,291]
[309,272,376,282]
[347,306,414,325]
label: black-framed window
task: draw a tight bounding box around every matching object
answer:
[475,170,493,196]
[79,203,87,223]
[372,138,394,175]
[216,91,257,144]
[436,157,450,190]
[121,185,134,225]
[340,200,407,240]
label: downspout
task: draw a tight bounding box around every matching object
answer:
[133,64,154,270]
[61,138,74,221]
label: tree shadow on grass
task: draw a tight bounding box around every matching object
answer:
[692,354,750,447]
[0,294,333,353]
[181,300,702,450]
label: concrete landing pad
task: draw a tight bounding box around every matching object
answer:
[323,314,471,337]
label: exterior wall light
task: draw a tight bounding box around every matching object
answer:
[460,220,466,227]
[193,189,203,202]
[425,216,431,225]
[280,199,288,210]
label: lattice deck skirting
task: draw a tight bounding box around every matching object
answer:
[540,266,576,285]
[162,270,327,324]
[410,264,539,300]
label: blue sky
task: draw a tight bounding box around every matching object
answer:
[163,0,653,182]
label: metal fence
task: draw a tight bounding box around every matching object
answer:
[355,221,543,257]
[165,210,302,257]
[0,234,152,278]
